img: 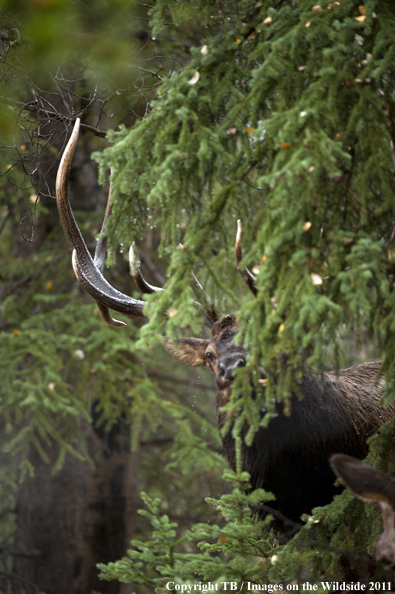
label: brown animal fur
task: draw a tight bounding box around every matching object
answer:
[167,315,395,537]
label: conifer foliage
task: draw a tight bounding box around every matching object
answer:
[2,0,395,589]
[97,0,395,400]
[94,0,395,587]
[98,440,277,590]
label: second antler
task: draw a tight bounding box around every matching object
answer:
[235,220,257,297]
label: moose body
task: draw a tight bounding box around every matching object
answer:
[223,361,393,531]
[56,118,395,539]
[168,314,395,534]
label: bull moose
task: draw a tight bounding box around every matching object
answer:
[56,118,395,538]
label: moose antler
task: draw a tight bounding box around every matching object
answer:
[190,271,218,326]
[56,118,148,326]
[235,219,257,297]
[129,243,164,295]
[57,118,219,327]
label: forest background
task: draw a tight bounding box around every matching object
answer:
[1,0,395,592]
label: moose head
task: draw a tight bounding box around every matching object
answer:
[56,118,253,400]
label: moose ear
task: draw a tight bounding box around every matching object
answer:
[330,453,395,567]
[164,337,210,367]
[329,454,395,508]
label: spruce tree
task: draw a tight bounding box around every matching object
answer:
[94,0,395,587]
[2,0,395,590]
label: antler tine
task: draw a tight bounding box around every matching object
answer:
[93,167,114,274]
[129,243,164,294]
[94,171,163,300]
[235,219,258,297]
[190,271,218,326]
[56,118,148,326]
[129,235,218,325]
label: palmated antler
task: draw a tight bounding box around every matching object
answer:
[235,220,257,296]
[56,118,148,326]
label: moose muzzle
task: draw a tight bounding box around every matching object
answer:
[215,353,246,389]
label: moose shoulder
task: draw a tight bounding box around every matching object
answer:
[56,119,395,539]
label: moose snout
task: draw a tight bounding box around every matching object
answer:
[216,355,246,389]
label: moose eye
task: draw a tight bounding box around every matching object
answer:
[205,351,214,360]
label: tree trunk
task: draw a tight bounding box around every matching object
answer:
[10,418,140,594]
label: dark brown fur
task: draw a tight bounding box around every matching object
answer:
[167,316,395,537]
